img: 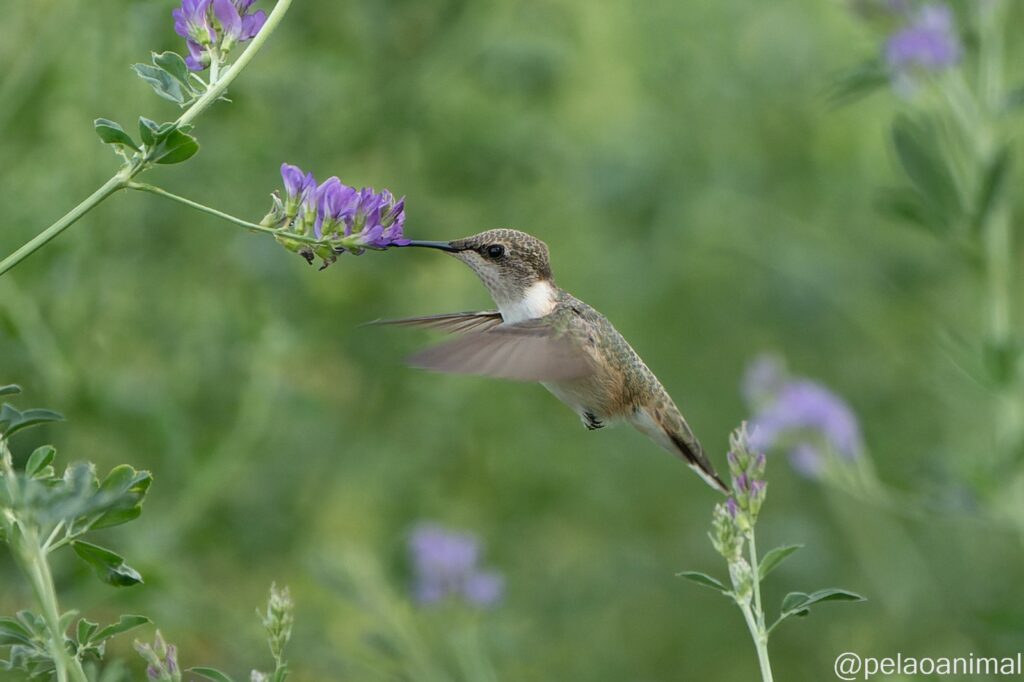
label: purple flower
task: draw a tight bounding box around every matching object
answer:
[408,522,504,608]
[172,0,267,71]
[184,39,208,71]
[280,163,316,219]
[212,0,242,43]
[173,0,215,44]
[725,496,739,519]
[743,355,863,479]
[314,177,357,238]
[272,165,410,262]
[885,4,961,74]
[464,571,505,607]
[788,443,825,479]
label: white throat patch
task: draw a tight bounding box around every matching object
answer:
[499,281,557,323]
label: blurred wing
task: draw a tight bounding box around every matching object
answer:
[406,320,593,381]
[369,311,505,334]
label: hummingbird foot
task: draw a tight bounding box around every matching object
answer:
[582,411,605,430]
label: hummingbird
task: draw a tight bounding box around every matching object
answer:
[379,228,727,493]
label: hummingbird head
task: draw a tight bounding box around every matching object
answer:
[404,229,557,320]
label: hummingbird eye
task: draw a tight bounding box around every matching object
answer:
[483,244,505,259]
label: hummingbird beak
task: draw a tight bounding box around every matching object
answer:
[401,240,461,253]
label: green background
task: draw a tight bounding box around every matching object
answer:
[2,0,1023,679]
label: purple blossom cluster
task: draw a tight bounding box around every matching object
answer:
[278,163,409,264]
[173,0,267,71]
[884,4,961,77]
[408,522,504,608]
[743,355,863,479]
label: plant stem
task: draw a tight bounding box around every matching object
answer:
[974,0,1022,458]
[0,171,129,276]
[126,182,321,244]
[0,0,295,276]
[743,531,774,682]
[0,437,87,682]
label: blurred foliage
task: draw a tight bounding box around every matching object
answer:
[2,0,1024,679]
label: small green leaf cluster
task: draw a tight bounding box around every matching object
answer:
[0,611,150,678]
[94,117,199,166]
[0,385,152,678]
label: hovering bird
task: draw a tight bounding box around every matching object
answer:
[378,229,727,492]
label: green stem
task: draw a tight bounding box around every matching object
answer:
[973,0,1022,458]
[0,0,295,276]
[126,182,321,244]
[739,601,773,682]
[0,171,129,276]
[0,437,87,682]
[744,532,774,682]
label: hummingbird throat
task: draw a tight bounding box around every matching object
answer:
[497,280,558,323]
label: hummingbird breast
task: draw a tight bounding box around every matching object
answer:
[540,292,652,423]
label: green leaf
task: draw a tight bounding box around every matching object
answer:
[71,541,143,587]
[90,507,143,530]
[758,544,803,581]
[59,610,79,633]
[826,59,888,107]
[132,63,186,105]
[0,385,21,396]
[1,407,64,437]
[676,571,728,593]
[781,591,812,618]
[188,667,238,682]
[25,446,55,477]
[891,116,962,223]
[150,129,200,165]
[94,119,140,151]
[973,146,1012,232]
[75,619,98,646]
[0,618,33,647]
[97,465,152,499]
[780,588,865,622]
[89,465,152,529]
[152,52,193,89]
[138,117,161,147]
[92,615,151,644]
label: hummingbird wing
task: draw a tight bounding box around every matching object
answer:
[406,319,593,381]
[367,311,505,334]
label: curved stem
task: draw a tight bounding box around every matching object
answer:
[0,171,128,276]
[0,0,295,276]
[176,0,294,128]
[126,182,320,244]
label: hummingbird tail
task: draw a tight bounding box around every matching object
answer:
[629,406,729,493]
[666,431,730,494]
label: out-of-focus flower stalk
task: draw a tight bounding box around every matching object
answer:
[0,0,294,277]
[0,435,88,682]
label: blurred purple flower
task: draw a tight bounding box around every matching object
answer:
[885,4,961,74]
[464,571,505,607]
[408,522,504,608]
[743,355,863,479]
[172,0,266,71]
[788,443,825,479]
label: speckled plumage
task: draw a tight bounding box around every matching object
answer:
[388,229,727,492]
